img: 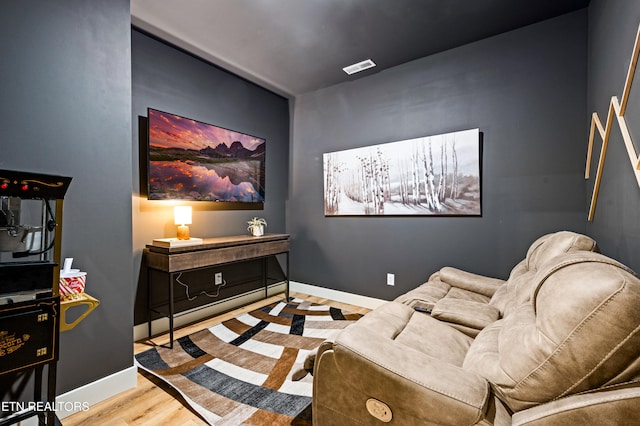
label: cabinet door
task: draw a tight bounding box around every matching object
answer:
[0,297,59,375]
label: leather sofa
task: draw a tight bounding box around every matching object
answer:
[312,231,640,425]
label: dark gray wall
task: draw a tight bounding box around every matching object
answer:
[0,0,132,393]
[131,30,290,323]
[586,0,640,272]
[290,11,588,299]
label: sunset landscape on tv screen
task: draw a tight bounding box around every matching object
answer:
[147,108,265,202]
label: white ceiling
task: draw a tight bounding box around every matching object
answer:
[131,0,590,98]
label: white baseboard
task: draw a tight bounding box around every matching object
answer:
[16,365,138,425]
[134,283,287,341]
[55,365,138,419]
[289,281,388,310]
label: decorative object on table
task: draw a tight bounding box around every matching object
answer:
[152,206,203,247]
[135,298,362,426]
[247,216,267,236]
[174,205,192,240]
[585,22,640,221]
[323,128,481,216]
[145,108,266,205]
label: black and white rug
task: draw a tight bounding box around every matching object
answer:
[135,298,362,425]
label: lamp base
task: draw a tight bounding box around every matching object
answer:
[152,237,204,248]
[176,224,190,240]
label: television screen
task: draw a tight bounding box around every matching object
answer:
[147,108,265,202]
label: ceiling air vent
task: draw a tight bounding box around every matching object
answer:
[342,59,376,75]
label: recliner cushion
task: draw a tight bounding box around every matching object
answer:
[431,298,500,330]
[395,309,474,366]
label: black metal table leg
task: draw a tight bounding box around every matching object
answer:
[147,270,152,339]
[168,272,174,349]
[262,257,268,299]
[286,252,290,302]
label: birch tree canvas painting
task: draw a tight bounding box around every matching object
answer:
[323,128,481,216]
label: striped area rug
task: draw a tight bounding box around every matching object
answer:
[135,298,363,425]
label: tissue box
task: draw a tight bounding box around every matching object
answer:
[59,271,86,301]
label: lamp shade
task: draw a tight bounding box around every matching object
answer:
[174,206,192,225]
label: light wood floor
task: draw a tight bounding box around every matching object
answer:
[61,292,370,426]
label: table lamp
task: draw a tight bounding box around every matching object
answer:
[151,206,202,247]
[174,206,192,240]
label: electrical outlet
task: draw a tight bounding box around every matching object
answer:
[215,272,223,285]
[386,273,395,286]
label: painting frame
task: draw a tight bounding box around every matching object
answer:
[146,108,266,204]
[323,128,482,216]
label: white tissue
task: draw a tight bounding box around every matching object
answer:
[63,258,73,273]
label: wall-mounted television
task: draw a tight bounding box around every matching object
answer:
[146,108,265,203]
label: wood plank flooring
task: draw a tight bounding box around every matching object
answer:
[61,292,370,426]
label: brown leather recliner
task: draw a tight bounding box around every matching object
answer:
[312,233,640,425]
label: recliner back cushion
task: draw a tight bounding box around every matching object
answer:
[525,231,598,271]
[464,252,640,412]
[492,231,599,317]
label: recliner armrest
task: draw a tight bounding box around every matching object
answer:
[438,267,505,297]
[431,298,500,330]
[512,385,640,425]
[314,319,492,425]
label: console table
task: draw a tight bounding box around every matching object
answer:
[144,233,289,347]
